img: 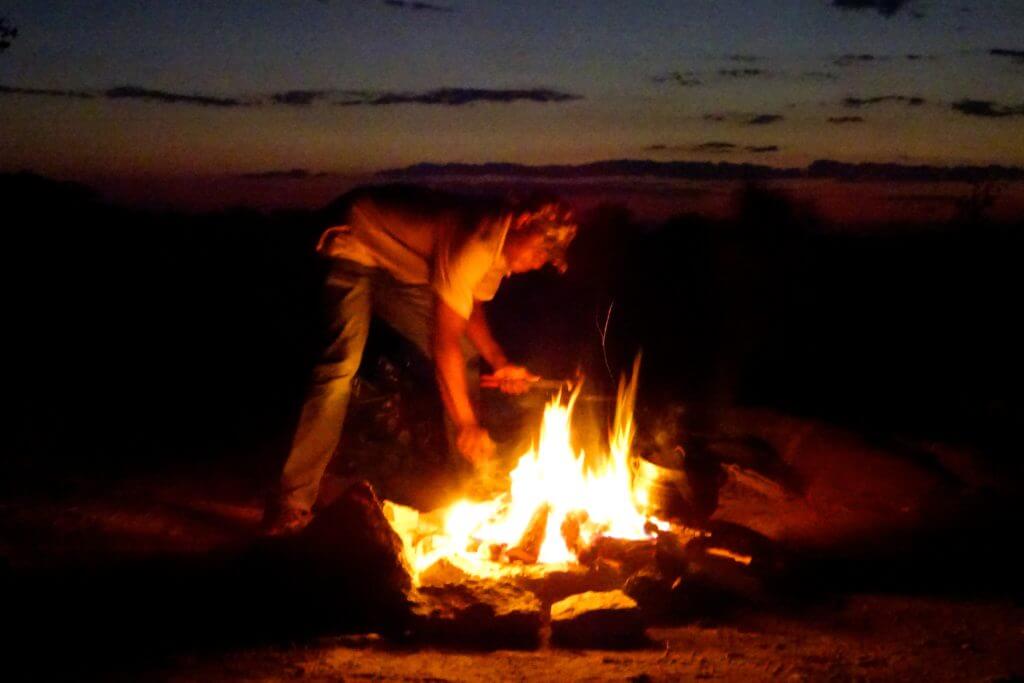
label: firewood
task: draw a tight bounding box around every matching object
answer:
[560,510,589,556]
[506,503,551,564]
[577,536,657,574]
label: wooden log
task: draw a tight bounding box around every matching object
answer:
[506,503,551,564]
[577,536,657,575]
[559,510,589,556]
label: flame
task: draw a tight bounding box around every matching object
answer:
[385,356,669,583]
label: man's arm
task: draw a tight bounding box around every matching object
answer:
[434,297,495,464]
[466,302,538,395]
[465,303,509,371]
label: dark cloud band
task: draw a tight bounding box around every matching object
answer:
[1,83,580,108]
[989,48,1024,64]
[237,169,332,180]
[104,85,247,107]
[337,87,582,106]
[746,114,784,125]
[383,0,454,12]
[0,84,93,99]
[651,71,702,87]
[952,99,1024,118]
[831,0,913,17]
[843,95,924,108]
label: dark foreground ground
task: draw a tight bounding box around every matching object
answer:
[3,407,1022,682]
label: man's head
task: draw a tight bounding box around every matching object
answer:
[502,195,577,274]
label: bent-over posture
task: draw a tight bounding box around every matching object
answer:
[264,185,576,535]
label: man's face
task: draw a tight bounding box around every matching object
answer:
[504,230,551,274]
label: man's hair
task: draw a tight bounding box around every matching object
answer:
[504,191,578,273]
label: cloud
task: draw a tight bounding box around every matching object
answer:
[651,71,702,87]
[0,16,16,52]
[104,85,248,107]
[828,115,865,124]
[382,0,454,12]
[831,0,913,17]
[701,112,783,126]
[718,68,768,78]
[951,98,1024,118]
[0,84,94,99]
[989,48,1024,64]
[842,95,924,107]
[746,114,784,125]
[833,53,880,67]
[270,89,334,106]
[237,169,332,180]
[0,82,582,109]
[644,142,777,155]
[802,71,840,81]
[337,87,582,106]
[692,142,738,153]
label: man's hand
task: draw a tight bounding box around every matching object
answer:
[484,365,540,395]
[456,423,496,466]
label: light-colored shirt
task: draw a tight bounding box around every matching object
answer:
[316,194,510,319]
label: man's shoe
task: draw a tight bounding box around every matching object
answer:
[262,506,313,537]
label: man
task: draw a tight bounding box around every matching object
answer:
[264,185,576,535]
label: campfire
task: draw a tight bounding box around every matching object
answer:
[291,357,780,649]
[383,358,681,584]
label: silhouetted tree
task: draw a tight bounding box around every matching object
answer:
[0,17,16,52]
[954,181,1002,225]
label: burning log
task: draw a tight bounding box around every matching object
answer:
[559,510,589,556]
[510,563,623,607]
[549,590,648,649]
[406,579,544,649]
[577,536,657,575]
[506,503,551,564]
[653,521,782,617]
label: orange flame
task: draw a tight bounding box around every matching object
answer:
[385,356,666,583]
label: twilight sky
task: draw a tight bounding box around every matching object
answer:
[2,0,1023,188]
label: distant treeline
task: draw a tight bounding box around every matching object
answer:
[380,159,1024,183]
[3,173,1022,480]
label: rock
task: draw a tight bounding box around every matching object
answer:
[550,590,647,649]
[272,480,413,624]
[406,579,544,649]
[418,557,471,587]
[623,568,672,615]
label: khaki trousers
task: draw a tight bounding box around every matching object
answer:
[278,259,476,512]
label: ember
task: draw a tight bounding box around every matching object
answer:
[384,357,675,584]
